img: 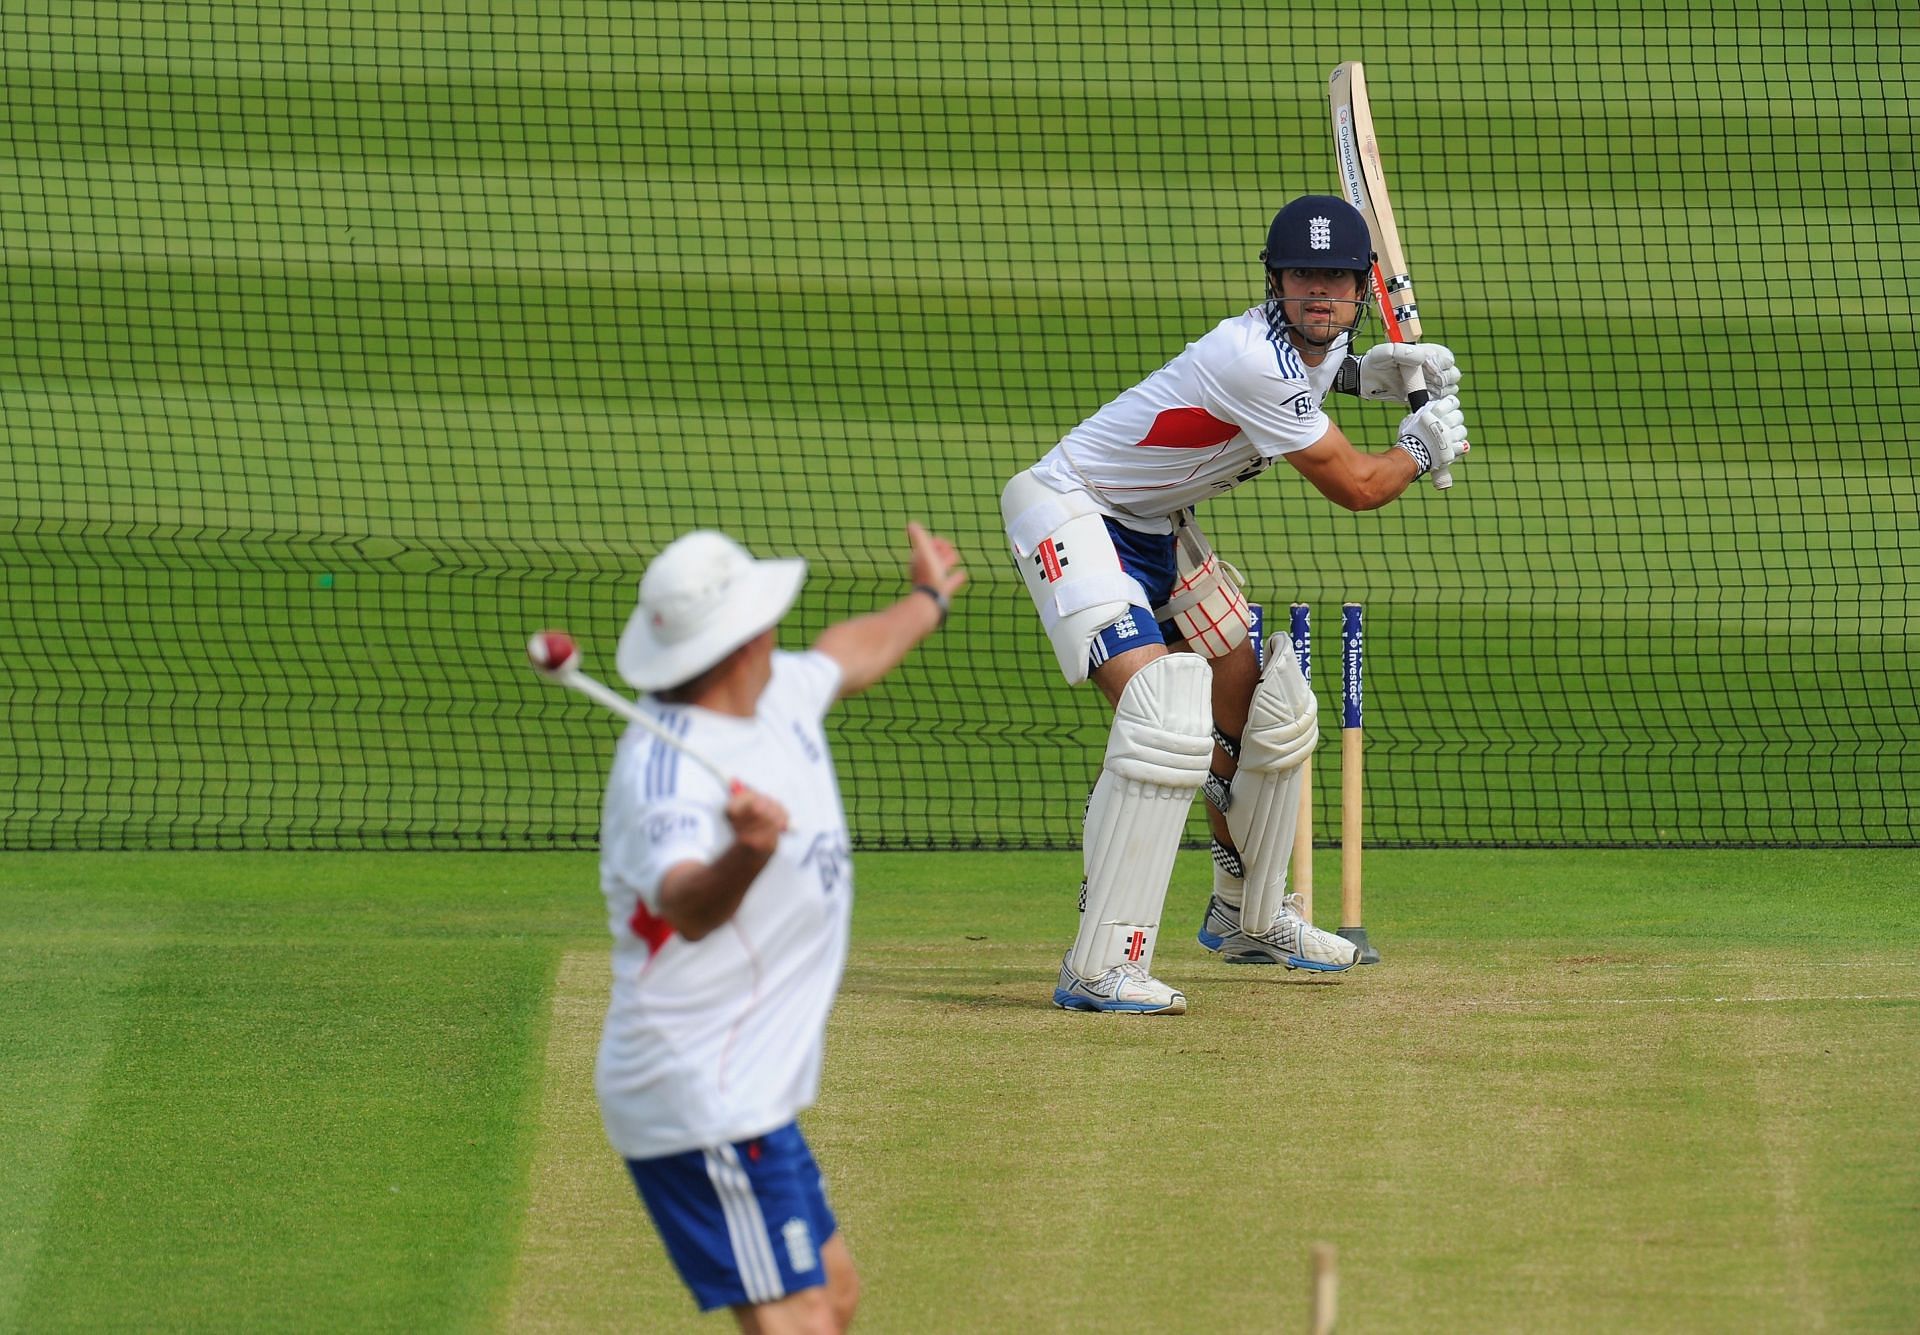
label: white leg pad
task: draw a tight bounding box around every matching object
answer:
[1071,653,1214,977]
[1226,765,1307,930]
[1227,634,1320,930]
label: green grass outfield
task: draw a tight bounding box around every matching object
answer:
[4,849,1915,1332]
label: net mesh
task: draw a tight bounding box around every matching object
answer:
[4,1,1916,850]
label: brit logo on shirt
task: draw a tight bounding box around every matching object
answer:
[643,811,702,843]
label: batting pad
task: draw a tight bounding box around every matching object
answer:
[1072,653,1214,978]
[1229,635,1320,931]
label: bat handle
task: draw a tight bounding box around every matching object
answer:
[1403,372,1452,491]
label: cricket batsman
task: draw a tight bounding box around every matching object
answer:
[1001,196,1472,1014]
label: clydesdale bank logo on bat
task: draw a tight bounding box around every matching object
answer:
[1334,107,1366,211]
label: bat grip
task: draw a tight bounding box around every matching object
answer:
[1403,370,1451,491]
[1401,358,1429,413]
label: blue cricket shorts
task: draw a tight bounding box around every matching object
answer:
[1088,518,1180,672]
[626,1122,838,1312]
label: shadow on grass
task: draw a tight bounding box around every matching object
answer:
[843,959,1361,1010]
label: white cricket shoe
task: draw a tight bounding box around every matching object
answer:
[1053,953,1187,1014]
[1198,895,1359,972]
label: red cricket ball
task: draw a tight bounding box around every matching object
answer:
[529,631,579,673]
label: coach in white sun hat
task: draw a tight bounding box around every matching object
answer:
[594,520,964,1325]
[615,530,808,691]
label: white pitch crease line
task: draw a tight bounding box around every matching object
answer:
[1464,992,1920,1008]
[1563,961,1913,972]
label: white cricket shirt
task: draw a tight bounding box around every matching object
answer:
[594,650,854,1160]
[1031,306,1352,532]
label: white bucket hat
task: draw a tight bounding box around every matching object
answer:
[615,531,807,691]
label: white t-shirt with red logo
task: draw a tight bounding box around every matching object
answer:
[594,649,853,1160]
[1031,306,1351,532]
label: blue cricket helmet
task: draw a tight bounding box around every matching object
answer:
[1261,195,1373,275]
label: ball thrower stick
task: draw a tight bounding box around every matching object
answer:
[525,631,737,791]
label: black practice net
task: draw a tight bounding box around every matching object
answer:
[3,2,1915,849]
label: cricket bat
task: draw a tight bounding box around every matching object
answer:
[1328,60,1452,491]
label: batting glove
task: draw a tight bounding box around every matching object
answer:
[1359,343,1463,404]
[1394,395,1469,477]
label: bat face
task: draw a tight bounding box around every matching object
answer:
[1327,59,1452,488]
[1332,100,1369,226]
[1328,65,1383,239]
[1328,61,1419,339]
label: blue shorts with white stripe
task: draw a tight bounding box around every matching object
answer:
[626,1122,838,1311]
[1087,518,1180,673]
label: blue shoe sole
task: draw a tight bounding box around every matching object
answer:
[1286,956,1358,972]
[1196,926,1225,951]
[1052,988,1178,1013]
[1220,953,1356,971]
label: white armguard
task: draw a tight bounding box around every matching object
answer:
[1152,514,1252,660]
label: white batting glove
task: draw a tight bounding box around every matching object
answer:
[1394,395,1470,477]
[1358,343,1462,404]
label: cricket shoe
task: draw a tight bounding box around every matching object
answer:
[1197,895,1359,972]
[1052,953,1187,1014]
[1196,894,1238,952]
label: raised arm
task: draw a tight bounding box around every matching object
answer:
[812,522,967,698]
